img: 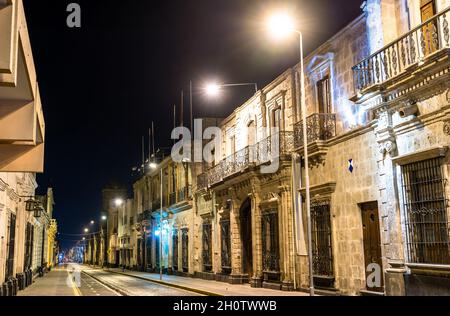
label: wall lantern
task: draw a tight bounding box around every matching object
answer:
[25,198,36,212]
[33,206,44,218]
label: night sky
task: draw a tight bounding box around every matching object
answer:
[22,0,363,250]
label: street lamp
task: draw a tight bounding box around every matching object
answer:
[101,215,107,221]
[84,228,89,233]
[149,159,164,281]
[114,198,124,207]
[267,12,315,296]
[204,82,258,97]
[90,220,95,225]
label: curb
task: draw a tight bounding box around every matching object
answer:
[82,270,130,296]
[106,270,222,296]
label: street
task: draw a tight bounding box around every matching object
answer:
[19,264,200,296]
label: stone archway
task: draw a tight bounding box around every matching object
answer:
[239,198,253,279]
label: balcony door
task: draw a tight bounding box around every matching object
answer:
[420,0,438,56]
[316,76,333,140]
[317,75,331,114]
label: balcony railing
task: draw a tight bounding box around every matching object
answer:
[204,132,294,187]
[294,113,337,148]
[353,7,450,93]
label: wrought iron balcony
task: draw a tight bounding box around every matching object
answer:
[204,131,294,187]
[294,113,337,148]
[353,7,450,94]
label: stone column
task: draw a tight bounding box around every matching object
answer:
[229,196,244,284]
[279,184,295,291]
[250,184,263,288]
[375,107,407,296]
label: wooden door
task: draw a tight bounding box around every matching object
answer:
[240,199,253,279]
[361,202,384,292]
[421,0,438,56]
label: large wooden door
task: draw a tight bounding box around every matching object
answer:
[240,199,253,279]
[361,202,384,292]
[420,0,438,56]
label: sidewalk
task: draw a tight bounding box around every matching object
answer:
[18,266,80,296]
[105,268,309,296]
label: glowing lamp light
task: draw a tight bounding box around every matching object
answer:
[205,83,221,96]
[84,228,89,233]
[154,229,161,237]
[114,198,124,207]
[267,12,295,39]
[101,215,107,221]
[149,162,158,170]
[90,220,95,225]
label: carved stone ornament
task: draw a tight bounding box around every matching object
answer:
[444,121,450,136]
[384,140,397,154]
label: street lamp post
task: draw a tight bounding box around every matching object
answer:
[268,12,315,296]
[159,167,163,281]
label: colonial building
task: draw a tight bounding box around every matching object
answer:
[194,0,450,296]
[112,0,450,296]
[132,156,194,274]
[0,0,48,296]
[118,199,136,269]
[103,183,127,267]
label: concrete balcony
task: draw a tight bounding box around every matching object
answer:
[0,0,45,173]
[352,7,450,104]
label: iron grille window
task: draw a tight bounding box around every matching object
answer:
[137,239,142,267]
[202,222,213,272]
[181,228,189,272]
[401,158,450,265]
[311,200,334,277]
[145,233,152,269]
[6,213,16,279]
[155,234,160,269]
[24,222,33,269]
[261,211,280,272]
[173,230,178,270]
[220,220,231,274]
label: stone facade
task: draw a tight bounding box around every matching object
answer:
[112,0,450,296]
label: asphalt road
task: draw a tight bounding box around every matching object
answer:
[81,268,201,296]
[18,264,119,296]
[19,263,201,296]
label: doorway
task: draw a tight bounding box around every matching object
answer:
[240,199,253,279]
[361,202,384,292]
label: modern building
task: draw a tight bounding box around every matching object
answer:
[0,0,47,296]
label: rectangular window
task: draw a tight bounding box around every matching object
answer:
[317,75,331,114]
[172,230,178,270]
[311,200,334,279]
[220,219,232,274]
[273,108,281,129]
[401,158,449,265]
[6,213,16,279]
[261,211,280,273]
[202,222,213,272]
[181,228,189,272]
